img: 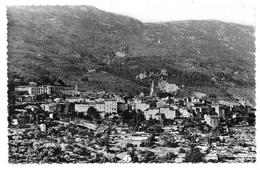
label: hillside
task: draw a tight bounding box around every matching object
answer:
[7,6,255,103]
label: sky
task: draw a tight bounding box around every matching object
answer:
[5,0,256,25]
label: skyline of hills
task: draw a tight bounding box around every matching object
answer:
[7,6,256,104]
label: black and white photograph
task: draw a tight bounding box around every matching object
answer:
[1,0,258,165]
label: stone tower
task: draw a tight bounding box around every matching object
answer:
[75,83,78,92]
[149,80,154,96]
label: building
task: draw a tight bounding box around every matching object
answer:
[127,99,135,110]
[212,104,228,119]
[61,86,78,96]
[28,82,37,87]
[75,99,117,114]
[204,114,220,128]
[95,102,105,112]
[156,100,168,108]
[66,97,85,103]
[149,80,154,96]
[113,95,125,103]
[54,98,64,103]
[25,105,39,112]
[179,107,192,118]
[104,99,117,113]
[15,86,29,92]
[135,102,150,112]
[126,98,150,111]
[75,103,94,113]
[144,108,160,120]
[118,103,128,112]
[27,85,64,95]
[88,69,96,73]
[15,82,77,96]
[130,99,150,111]
[16,95,36,102]
[218,100,240,108]
[154,113,163,121]
[41,103,57,113]
[159,106,177,119]
[144,106,176,120]
[192,92,207,99]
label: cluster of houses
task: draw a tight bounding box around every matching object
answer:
[14,82,79,102]
[12,82,255,129]
[68,93,254,128]
[140,95,254,128]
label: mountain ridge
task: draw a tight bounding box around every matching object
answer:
[7,6,255,104]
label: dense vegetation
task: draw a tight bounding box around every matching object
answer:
[7,6,255,103]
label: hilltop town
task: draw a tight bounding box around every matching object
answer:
[6,5,256,164]
[8,81,256,163]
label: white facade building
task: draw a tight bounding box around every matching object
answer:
[75,103,94,113]
[95,102,105,112]
[66,97,84,103]
[179,107,192,118]
[75,100,117,114]
[104,100,117,113]
[204,114,220,128]
[15,86,29,92]
[144,108,160,120]
[42,104,57,113]
[16,83,75,96]
[135,103,150,112]
[212,104,226,119]
[159,107,177,119]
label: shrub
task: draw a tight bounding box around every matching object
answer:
[165,152,177,160]
[81,76,88,82]
[179,148,186,153]
[138,150,156,163]
[160,135,178,147]
[184,147,204,163]
[140,134,156,147]
[125,143,134,148]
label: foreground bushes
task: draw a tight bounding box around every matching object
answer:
[184,147,204,163]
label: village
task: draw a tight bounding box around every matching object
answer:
[8,81,256,163]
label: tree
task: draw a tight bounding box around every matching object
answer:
[184,147,204,163]
[147,117,159,126]
[150,102,157,108]
[165,152,177,161]
[121,109,135,124]
[104,113,110,119]
[140,134,156,147]
[141,150,156,162]
[160,135,178,147]
[248,112,256,125]
[36,93,50,101]
[135,110,145,122]
[87,106,100,121]
[160,113,167,126]
[81,76,89,82]
[8,79,16,105]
